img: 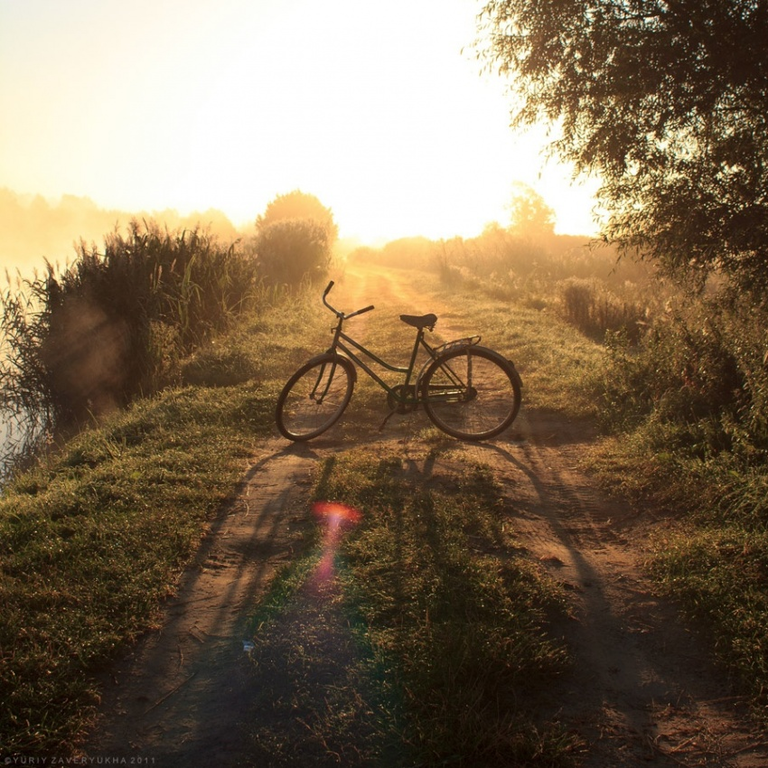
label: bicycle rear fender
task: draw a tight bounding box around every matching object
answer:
[414,336,481,391]
[433,335,482,354]
[417,344,520,393]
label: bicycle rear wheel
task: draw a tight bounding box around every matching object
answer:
[421,346,521,440]
[276,354,355,441]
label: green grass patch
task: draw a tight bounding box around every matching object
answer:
[0,289,326,757]
[243,451,570,766]
[0,384,272,754]
[429,284,605,418]
[650,519,768,718]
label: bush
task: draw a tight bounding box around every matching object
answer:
[0,220,260,443]
[595,297,768,460]
[254,218,331,286]
[559,277,648,342]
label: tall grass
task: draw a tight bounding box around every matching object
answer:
[1,219,261,471]
[559,277,649,343]
[596,295,768,453]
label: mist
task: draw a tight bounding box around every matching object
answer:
[0,187,241,279]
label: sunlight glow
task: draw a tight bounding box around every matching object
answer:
[0,0,599,245]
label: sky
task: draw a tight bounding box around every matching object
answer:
[0,0,600,244]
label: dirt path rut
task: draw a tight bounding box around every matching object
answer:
[86,445,319,765]
[459,412,768,767]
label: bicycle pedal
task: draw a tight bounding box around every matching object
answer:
[378,410,397,431]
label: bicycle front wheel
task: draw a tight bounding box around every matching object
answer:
[421,346,521,441]
[276,354,355,441]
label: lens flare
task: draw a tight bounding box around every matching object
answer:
[309,501,362,586]
[312,501,362,530]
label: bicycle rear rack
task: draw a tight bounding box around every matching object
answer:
[433,335,481,355]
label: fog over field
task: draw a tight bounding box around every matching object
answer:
[0,188,241,279]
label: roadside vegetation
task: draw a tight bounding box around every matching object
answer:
[0,190,336,477]
[589,293,768,721]
[0,281,330,755]
[0,190,340,756]
[354,224,768,722]
[475,0,768,723]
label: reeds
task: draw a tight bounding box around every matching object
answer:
[1,219,261,470]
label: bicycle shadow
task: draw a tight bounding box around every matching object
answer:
[85,439,326,764]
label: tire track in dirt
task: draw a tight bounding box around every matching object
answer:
[456,412,768,767]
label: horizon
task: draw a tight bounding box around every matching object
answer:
[0,183,598,279]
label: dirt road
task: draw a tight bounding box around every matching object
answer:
[84,266,768,766]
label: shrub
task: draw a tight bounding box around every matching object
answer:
[254,218,331,286]
[595,297,768,460]
[559,277,648,342]
[0,219,259,444]
[256,189,338,246]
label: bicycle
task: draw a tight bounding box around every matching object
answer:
[275,280,523,442]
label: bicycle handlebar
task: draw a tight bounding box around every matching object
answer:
[322,280,374,320]
[346,304,375,319]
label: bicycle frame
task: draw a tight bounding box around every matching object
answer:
[328,314,442,404]
[321,281,463,406]
[276,281,522,442]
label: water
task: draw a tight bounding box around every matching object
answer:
[0,409,40,486]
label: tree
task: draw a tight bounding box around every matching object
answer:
[478,0,768,291]
[254,218,331,286]
[506,182,556,237]
[256,190,338,246]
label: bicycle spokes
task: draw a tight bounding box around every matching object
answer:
[422,348,520,440]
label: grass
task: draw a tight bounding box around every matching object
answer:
[0,386,274,754]
[8,258,768,760]
[242,445,575,767]
[427,280,605,418]
[587,424,768,721]
[432,257,768,726]
[0,286,330,756]
[0,221,262,441]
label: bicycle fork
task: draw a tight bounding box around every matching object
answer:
[310,361,337,403]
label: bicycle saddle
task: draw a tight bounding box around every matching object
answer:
[400,313,437,330]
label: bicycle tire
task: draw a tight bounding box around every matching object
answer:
[276,353,355,441]
[421,345,521,441]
